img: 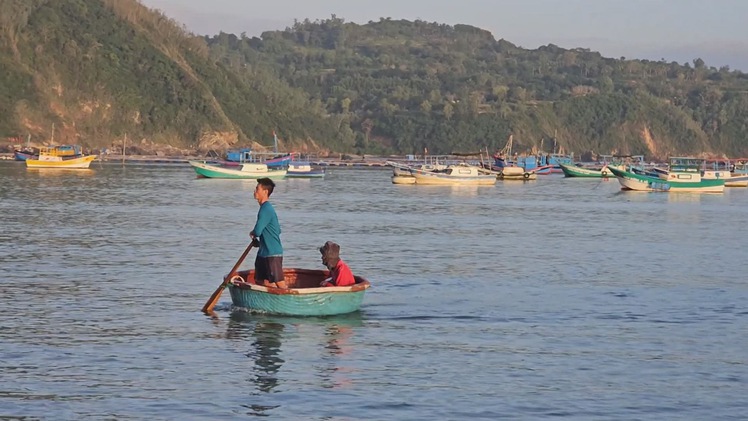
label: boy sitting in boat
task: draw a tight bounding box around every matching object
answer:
[319,241,355,287]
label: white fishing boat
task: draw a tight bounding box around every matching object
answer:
[386,160,448,185]
[497,166,537,180]
[286,161,325,178]
[410,163,496,185]
[656,158,748,188]
[703,159,748,187]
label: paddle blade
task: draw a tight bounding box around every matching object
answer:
[201,242,255,313]
[201,283,226,313]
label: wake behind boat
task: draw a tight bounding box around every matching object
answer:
[189,160,287,179]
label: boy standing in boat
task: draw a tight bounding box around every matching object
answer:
[251,178,287,288]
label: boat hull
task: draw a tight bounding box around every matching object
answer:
[25,155,96,169]
[190,161,287,179]
[14,151,35,161]
[559,163,613,178]
[412,173,496,185]
[391,175,416,184]
[227,269,370,316]
[702,170,748,187]
[411,165,496,185]
[607,166,724,192]
[285,164,325,178]
[726,174,748,187]
[264,155,293,168]
[498,167,537,180]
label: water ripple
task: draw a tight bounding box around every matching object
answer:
[1,163,747,419]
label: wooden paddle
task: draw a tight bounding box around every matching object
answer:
[201,242,255,313]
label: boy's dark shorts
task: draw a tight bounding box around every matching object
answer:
[254,256,284,283]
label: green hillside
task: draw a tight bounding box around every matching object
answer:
[0,0,351,152]
[205,17,748,158]
[2,3,748,159]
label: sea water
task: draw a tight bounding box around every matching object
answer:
[1,162,746,419]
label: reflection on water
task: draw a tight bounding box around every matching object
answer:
[226,310,364,415]
[227,313,285,393]
[249,321,285,394]
[227,313,285,416]
[321,324,355,390]
[391,183,489,198]
[26,168,95,175]
[666,192,706,203]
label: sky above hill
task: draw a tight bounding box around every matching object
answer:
[141,0,748,71]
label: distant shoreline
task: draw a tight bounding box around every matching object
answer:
[101,154,394,167]
[0,153,398,167]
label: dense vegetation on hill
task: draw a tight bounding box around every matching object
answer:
[0,0,348,152]
[1,1,747,158]
[205,17,748,158]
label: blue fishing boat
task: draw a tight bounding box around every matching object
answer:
[13,150,36,161]
[226,131,292,168]
[490,135,572,174]
[224,148,292,167]
[263,153,293,168]
[225,147,253,163]
[228,268,370,316]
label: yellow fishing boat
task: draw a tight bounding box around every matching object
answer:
[25,147,97,169]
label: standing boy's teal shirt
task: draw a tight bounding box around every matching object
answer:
[253,201,283,257]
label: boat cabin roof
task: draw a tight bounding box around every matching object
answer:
[669,157,706,172]
[445,163,483,176]
[39,145,82,156]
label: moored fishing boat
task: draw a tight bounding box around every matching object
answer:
[16,144,84,162]
[391,170,416,184]
[189,161,287,179]
[489,135,573,175]
[286,160,325,178]
[14,149,37,161]
[702,159,748,187]
[497,166,537,180]
[386,160,448,185]
[225,148,292,168]
[389,165,416,184]
[228,268,370,316]
[227,132,292,168]
[725,175,748,187]
[559,162,614,178]
[263,153,293,168]
[560,155,645,178]
[607,158,725,193]
[25,147,96,169]
[411,163,496,185]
